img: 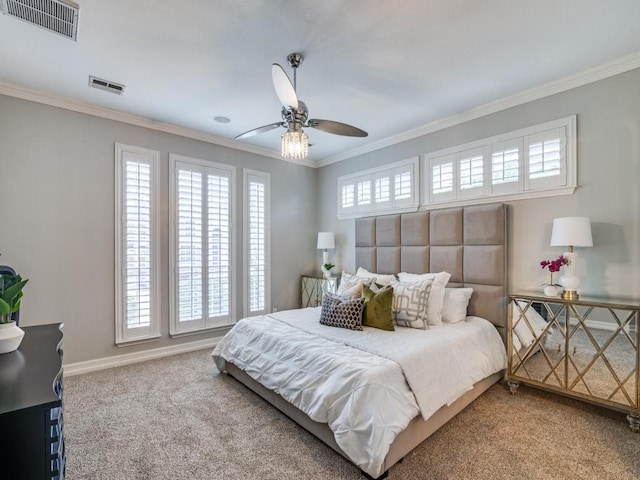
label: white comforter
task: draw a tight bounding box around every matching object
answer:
[212,307,506,478]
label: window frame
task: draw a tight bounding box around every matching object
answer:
[169,153,236,336]
[337,157,419,219]
[422,116,576,208]
[243,169,271,317]
[114,143,161,345]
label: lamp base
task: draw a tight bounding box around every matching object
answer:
[561,289,579,301]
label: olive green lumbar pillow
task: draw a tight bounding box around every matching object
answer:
[361,284,394,331]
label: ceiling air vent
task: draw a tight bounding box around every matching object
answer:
[89,76,125,96]
[0,0,79,41]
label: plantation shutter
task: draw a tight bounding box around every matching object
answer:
[526,127,566,190]
[491,139,522,194]
[177,167,203,323]
[393,162,416,208]
[430,154,456,203]
[207,171,231,319]
[115,144,160,344]
[458,147,487,199]
[171,158,234,334]
[244,170,270,316]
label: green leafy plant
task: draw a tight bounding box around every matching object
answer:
[0,273,28,324]
[322,263,335,271]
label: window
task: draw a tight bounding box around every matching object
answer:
[341,184,355,210]
[491,139,522,194]
[430,154,455,202]
[458,147,487,200]
[169,154,235,335]
[115,143,161,344]
[357,179,371,207]
[337,157,419,218]
[244,170,270,317]
[375,176,390,204]
[423,116,576,207]
[525,127,566,190]
[394,171,412,199]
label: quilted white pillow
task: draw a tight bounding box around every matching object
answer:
[355,267,397,286]
[441,287,473,323]
[390,279,433,329]
[397,271,451,326]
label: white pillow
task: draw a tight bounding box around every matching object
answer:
[511,301,549,349]
[441,287,473,323]
[355,267,396,286]
[390,279,433,330]
[397,271,451,326]
[337,271,372,296]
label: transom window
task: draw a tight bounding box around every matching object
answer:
[337,157,419,218]
[423,116,576,207]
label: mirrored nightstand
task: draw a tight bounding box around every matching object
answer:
[507,292,640,431]
[301,275,338,308]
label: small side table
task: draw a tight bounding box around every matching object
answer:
[507,292,640,431]
[301,275,338,307]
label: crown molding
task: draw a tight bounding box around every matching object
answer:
[2,51,639,170]
[0,81,318,168]
[317,51,640,168]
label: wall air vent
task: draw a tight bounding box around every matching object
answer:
[1,0,79,40]
[89,76,125,96]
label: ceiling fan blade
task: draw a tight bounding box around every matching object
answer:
[308,119,368,137]
[272,63,299,110]
[235,122,284,140]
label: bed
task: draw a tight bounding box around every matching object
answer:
[212,203,508,479]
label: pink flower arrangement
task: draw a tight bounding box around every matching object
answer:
[540,255,570,286]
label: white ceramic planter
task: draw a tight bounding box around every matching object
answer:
[543,285,559,297]
[0,321,25,354]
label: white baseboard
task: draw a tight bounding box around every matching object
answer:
[63,336,222,377]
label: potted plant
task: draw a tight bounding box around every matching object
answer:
[540,255,569,297]
[322,263,335,279]
[0,272,28,354]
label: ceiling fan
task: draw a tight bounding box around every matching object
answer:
[235,53,368,159]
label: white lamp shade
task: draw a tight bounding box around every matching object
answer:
[550,217,593,248]
[317,232,335,250]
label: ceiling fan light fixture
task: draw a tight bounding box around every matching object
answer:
[281,125,308,160]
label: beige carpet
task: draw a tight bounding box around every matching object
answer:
[64,349,640,480]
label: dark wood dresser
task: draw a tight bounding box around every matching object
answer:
[0,323,65,479]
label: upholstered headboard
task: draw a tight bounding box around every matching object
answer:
[355,203,507,330]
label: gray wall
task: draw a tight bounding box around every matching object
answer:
[2,66,638,364]
[318,68,640,300]
[0,95,318,363]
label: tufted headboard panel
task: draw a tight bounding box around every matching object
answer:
[355,203,507,330]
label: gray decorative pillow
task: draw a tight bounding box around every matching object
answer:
[320,293,365,331]
[391,279,433,329]
[336,271,373,297]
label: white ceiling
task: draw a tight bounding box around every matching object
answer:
[1,0,639,165]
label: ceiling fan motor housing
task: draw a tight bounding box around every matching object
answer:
[287,53,303,69]
[281,100,308,126]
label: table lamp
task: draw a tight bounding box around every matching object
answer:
[317,232,335,273]
[550,217,593,300]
